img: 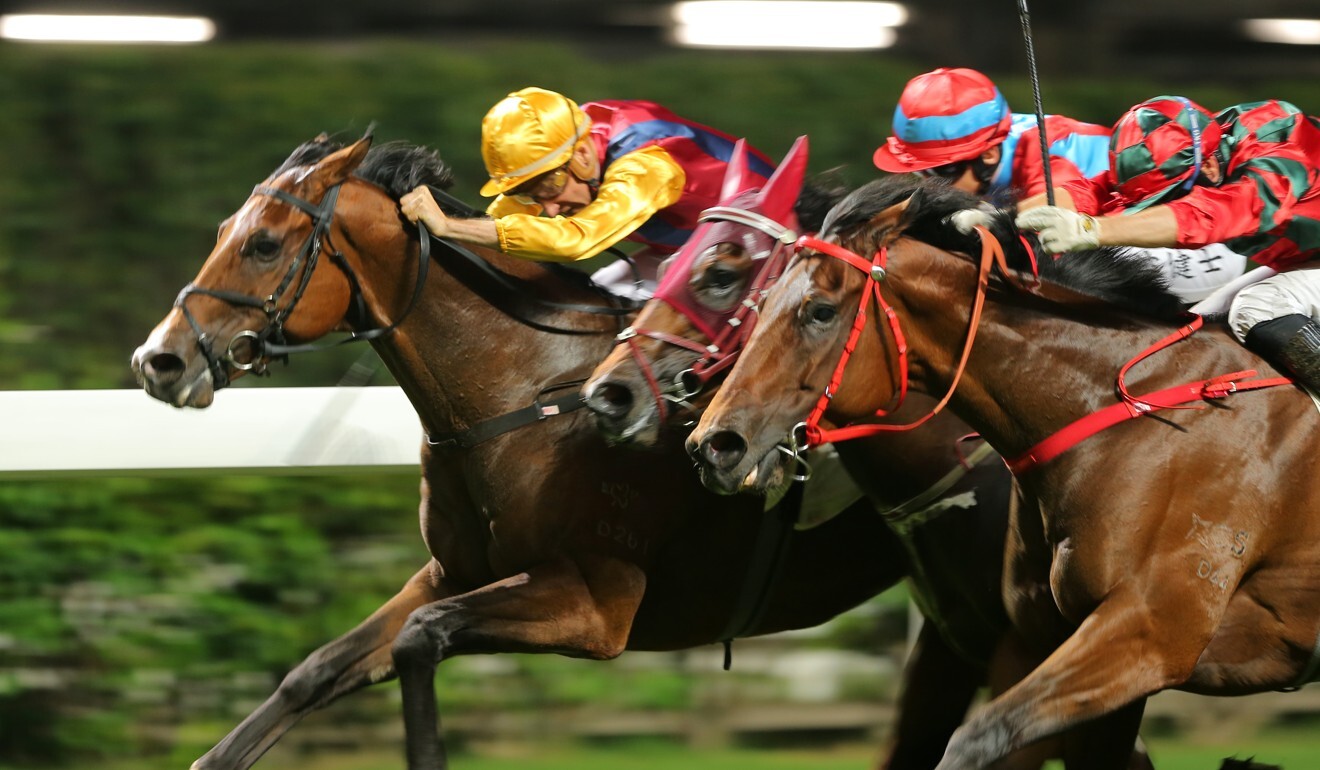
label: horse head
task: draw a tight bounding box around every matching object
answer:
[583,135,815,446]
[131,132,451,408]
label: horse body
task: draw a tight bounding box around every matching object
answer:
[687,176,1320,768]
[130,136,913,770]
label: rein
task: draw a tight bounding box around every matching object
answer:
[1004,316,1294,474]
[792,226,1007,451]
[177,180,639,392]
[618,204,799,421]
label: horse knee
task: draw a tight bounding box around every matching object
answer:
[391,605,452,669]
[272,650,346,707]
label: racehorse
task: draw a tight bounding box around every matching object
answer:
[582,139,1152,769]
[131,133,960,770]
[686,174,1320,769]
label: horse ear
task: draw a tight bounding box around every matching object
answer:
[297,135,374,188]
[866,195,914,248]
[720,139,757,202]
[758,135,809,224]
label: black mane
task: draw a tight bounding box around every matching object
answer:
[796,172,850,232]
[272,134,466,214]
[821,175,1186,321]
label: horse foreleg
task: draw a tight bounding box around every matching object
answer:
[192,563,450,770]
[879,620,983,770]
[391,555,647,770]
[935,591,1213,770]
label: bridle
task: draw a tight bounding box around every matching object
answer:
[173,180,430,390]
[616,204,799,421]
[779,226,1011,473]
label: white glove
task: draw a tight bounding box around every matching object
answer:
[948,206,996,235]
[1015,206,1101,252]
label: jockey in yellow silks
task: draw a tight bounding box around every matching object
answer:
[402,87,775,299]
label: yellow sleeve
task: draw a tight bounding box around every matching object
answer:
[486,195,541,218]
[492,145,686,262]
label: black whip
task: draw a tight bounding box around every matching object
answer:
[1017,0,1055,206]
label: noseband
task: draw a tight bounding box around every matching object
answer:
[618,204,799,420]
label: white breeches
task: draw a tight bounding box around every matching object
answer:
[1227,268,1320,341]
[1128,244,1249,303]
[590,250,664,302]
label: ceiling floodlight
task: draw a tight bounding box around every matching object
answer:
[672,1,906,50]
[1243,18,1320,45]
[0,14,216,44]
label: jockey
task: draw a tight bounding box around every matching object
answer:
[873,67,1110,203]
[401,86,776,300]
[1016,96,1320,390]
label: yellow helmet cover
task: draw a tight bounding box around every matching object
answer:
[480,87,590,197]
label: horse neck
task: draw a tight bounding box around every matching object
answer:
[336,189,619,436]
[893,245,1203,460]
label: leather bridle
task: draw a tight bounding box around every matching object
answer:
[173,180,431,390]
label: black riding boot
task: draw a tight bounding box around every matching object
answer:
[1244,313,1320,391]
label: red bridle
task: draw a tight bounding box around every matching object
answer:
[794,226,1008,449]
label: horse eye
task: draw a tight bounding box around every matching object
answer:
[708,267,738,290]
[245,235,283,261]
[807,302,838,325]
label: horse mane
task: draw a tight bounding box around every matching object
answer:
[796,173,850,233]
[272,135,466,215]
[821,175,1187,321]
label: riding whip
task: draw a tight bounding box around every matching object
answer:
[1016,0,1055,206]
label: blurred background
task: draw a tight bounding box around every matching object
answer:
[2,1,1320,768]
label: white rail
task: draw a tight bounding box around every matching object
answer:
[0,387,422,478]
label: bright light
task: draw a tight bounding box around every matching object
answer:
[1243,18,1320,45]
[0,14,216,44]
[672,1,906,50]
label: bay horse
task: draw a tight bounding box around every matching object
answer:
[583,138,1150,769]
[131,133,949,770]
[687,174,1320,769]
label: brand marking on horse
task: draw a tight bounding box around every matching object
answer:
[596,519,650,554]
[1186,513,1250,592]
[601,481,641,509]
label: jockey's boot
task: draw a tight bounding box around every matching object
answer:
[1244,313,1320,391]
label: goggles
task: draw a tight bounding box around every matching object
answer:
[509,166,571,206]
[915,161,971,181]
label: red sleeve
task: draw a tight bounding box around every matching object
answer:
[1165,179,1269,248]
[1060,174,1113,216]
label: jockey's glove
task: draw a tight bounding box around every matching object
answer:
[1015,206,1101,252]
[948,204,998,235]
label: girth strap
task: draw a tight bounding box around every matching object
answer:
[425,384,587,451]
[719,480,805,669]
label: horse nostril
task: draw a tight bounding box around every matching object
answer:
[700,431,747,471]
[143,352,186,387]
[586,380,636,420]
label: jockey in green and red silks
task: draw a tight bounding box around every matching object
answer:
[1017,95,1320,392]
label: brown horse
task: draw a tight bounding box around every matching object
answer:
[583,139,1153,769]
[132,133,966,770]
[687,175,1320,769]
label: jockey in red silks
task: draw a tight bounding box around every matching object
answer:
[1017,95,1320,390]
[873,67,1110,203]
[401,87,776,300]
